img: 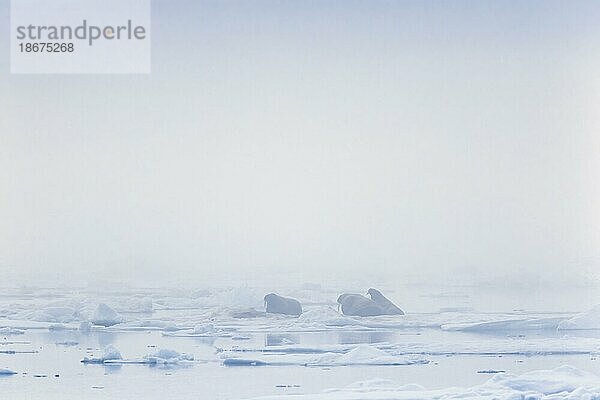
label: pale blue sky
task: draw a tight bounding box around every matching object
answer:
[0,1,599,286]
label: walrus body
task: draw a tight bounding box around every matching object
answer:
[337,290,405,316]
[367,288,404,315]
[336,293,385,317]
[264,293,302,316]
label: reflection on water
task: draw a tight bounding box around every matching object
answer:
[336,330,395,345]
[265,334,299,346]
[103,364,122,374]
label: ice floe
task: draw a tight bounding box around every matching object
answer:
[221,344,428,367]
[83,345,193,365]
[244,365,600,399]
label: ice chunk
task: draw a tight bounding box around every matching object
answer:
[558,305,600,330]
[81,344,122,364]
[91,304,124,327]
[0,368,17,375]
[142,349,194,364]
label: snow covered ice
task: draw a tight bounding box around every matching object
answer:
[245,366,600,399]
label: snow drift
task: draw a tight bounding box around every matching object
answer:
[221,344,428,367]
[245,365,600,399]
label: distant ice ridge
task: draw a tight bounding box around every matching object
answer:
[558,305,600,330]
[221,345,428,367]
[245,365,600,399]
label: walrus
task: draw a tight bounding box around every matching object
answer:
[264,293,302,316]
[367,288,404,315]
[336,293,385,317]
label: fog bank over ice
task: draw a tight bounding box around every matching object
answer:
[2,0,600,312]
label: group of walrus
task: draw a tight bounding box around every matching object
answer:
[263,289,404,317]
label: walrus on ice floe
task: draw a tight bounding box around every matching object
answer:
[367,288,404,315]
[336,293,385,317]
[264,293,302,316]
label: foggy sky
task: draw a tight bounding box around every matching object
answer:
[1,0,599,287]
